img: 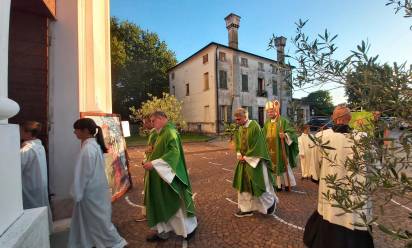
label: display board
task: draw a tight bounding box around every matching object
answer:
[80,112,132,201]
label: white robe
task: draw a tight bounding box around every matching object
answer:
[20,139,52,232]
[236,156,278,214]
[298,133,316,179]
[150,158,198,237]
[316,129,371,230]
[68,138,127,248]
[275,164,297,188]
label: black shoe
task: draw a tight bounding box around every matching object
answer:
[234,210,253,218]
[276,187,282,192]
[146,233,168,242]
[284,186,290,192]
[267,201,276,215]
[185,228,197,240]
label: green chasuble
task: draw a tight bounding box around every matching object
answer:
[232,120,274,197]
[144,123,195,228]
[263,117,299,175]
[143,129,158,207]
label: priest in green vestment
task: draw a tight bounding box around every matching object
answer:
[232,108,278,217]
[142,111,197,242]
[136,116,158,222]
[263,100,299,191]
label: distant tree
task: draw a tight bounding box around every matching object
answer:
[302,90,334,116]
[345,62,411,116]
[111,17,177,120]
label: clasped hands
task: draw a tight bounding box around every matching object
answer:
[142,161,154,170]
[237,153,246,162]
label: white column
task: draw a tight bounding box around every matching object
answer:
[0,0,19,123]
[78,0,112,113]
[0,0,22,236]
[48,0,113,201]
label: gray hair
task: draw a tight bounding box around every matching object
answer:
[234,108,249,118]
[151,111,168,119]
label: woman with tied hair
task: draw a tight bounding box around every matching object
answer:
[68,118,127,248]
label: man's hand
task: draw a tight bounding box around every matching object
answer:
[279,132,285,139]
[143,161,154,170]
[236,153,246,161]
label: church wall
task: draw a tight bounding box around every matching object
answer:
[8,10,49,143]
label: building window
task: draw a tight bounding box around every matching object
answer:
[242,106,253,119]
[204,72,209,91]
[270,64,278,74]
[172,85,176,95]
[219,105,232,122]
[272,79,278,96]
[171,72,175,80]
[219,70,227,89]
[186,83,190,96]
[258,62,264,71]
[204,105,210,122]
[203,54,208,64]
[219,52,226,62]
[257,78,267,97]
[241,57,248,67]
[241,74,248,92]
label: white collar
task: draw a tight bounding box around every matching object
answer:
[243,119,251,127]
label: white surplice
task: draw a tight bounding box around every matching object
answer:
[20,139,52,232]
[316,129,371,230]
[298,133,317,179]
[68,138,127,248]
[237,158,279,213]
[150,158,198,238]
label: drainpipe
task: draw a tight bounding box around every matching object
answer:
[215,44,220,133]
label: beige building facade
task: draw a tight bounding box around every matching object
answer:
[169,13,293,133]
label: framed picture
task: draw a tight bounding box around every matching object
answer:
[80,112,132,201]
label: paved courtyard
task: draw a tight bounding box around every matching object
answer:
[104,141,412,248]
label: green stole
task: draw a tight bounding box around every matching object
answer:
[263,117,299,175]
[232,120,274,197]
[144,123,195,227]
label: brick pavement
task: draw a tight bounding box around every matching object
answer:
[110,142,412,248]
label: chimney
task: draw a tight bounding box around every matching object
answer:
[225,13,241,49]
[274,36,287,64]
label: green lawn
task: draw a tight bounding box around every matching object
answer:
[125,133,213,147]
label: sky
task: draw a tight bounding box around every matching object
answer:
[110,0,412,104]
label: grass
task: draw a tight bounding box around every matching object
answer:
[125,132,213,147]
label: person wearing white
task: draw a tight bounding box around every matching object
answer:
[68,118,127,248]
[298,124,316,180]
[20,121,52,232]
[303,105,373,248]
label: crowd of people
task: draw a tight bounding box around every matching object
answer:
[19,100,376,248]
